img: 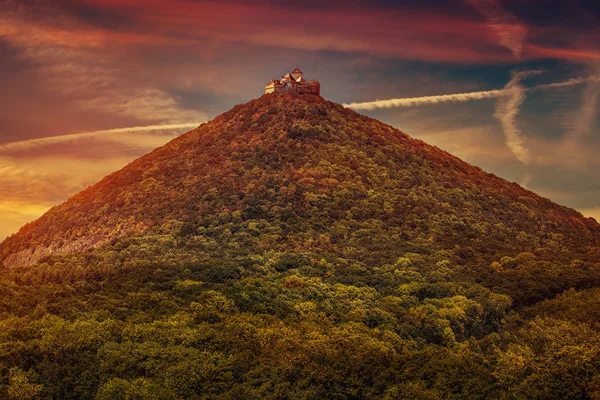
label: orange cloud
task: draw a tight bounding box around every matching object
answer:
[0,201,52,241]
[0,122,197,239]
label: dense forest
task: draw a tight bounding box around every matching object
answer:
[1,94,600,399]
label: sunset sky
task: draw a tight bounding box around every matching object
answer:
[1,0,599,240]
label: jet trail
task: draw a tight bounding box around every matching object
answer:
[343,89,507,110]
[493,70,541,165]
[343,76,599,111]
[0,122,203,153]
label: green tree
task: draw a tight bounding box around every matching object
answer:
[7,368,43,400]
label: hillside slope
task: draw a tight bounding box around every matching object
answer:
[1,93,598,268]
[2,94,600,398]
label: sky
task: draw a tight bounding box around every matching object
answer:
[1,0,599,240]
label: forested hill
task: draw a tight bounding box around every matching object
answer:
[2,94,600,398]
[1,93,598,268]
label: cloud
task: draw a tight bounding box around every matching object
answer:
[526,44,600,63]
[0,155,131,241]
[532,77,600,170]
[0,122,201,240]
[413,125,514,164]
[0,201,53,241]
[0,153,156,240]
[463,0,527,58]
[0,2,207,126]
[567,80,600,141]
[0,155,135,203]
[78,89,204,123]
[0,0,532,64]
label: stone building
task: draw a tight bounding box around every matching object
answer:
[265,68,320,95]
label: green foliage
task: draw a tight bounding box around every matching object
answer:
[0,231,598,399]
[0,94,599,398]
[7,368,43,400]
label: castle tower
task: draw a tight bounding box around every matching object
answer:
[291,67,303,82]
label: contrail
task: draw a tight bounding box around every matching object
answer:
[493,70,541,165]
[0,122,202,153]
[344,74,599,166]
[536,76,600,90]
[344,76,599,110]
[343,89,507,110]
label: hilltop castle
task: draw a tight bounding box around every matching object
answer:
[265,68,320,95]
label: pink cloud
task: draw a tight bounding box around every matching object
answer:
[526,44,600,62]
[4,0,597,64]
[0,0,512,63]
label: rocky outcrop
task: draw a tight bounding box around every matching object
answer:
[3,234,112,268]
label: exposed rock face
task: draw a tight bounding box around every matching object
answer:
[3,234,112,267]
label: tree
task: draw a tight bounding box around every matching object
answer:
[7,368,43,400]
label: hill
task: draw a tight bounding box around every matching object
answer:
[2,94,598,268]
[1,93,600,399]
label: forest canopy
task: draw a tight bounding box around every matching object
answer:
[1,94,599,399]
